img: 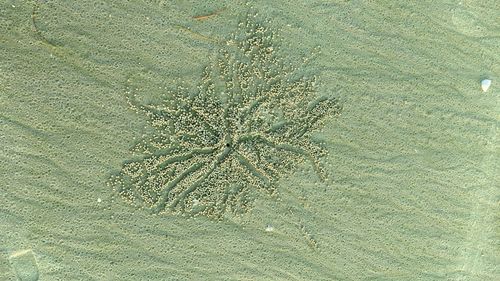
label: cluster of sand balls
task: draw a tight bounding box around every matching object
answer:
[108,12,342,219]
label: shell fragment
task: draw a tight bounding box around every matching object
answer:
[481,79,492,92]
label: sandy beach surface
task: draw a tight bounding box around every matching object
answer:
[1,1,498,280]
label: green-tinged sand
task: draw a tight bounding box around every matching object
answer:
[1,1,498,280]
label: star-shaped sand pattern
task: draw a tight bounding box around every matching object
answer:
[108,12,342,219]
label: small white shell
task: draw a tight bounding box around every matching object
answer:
[481,79,492,92]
